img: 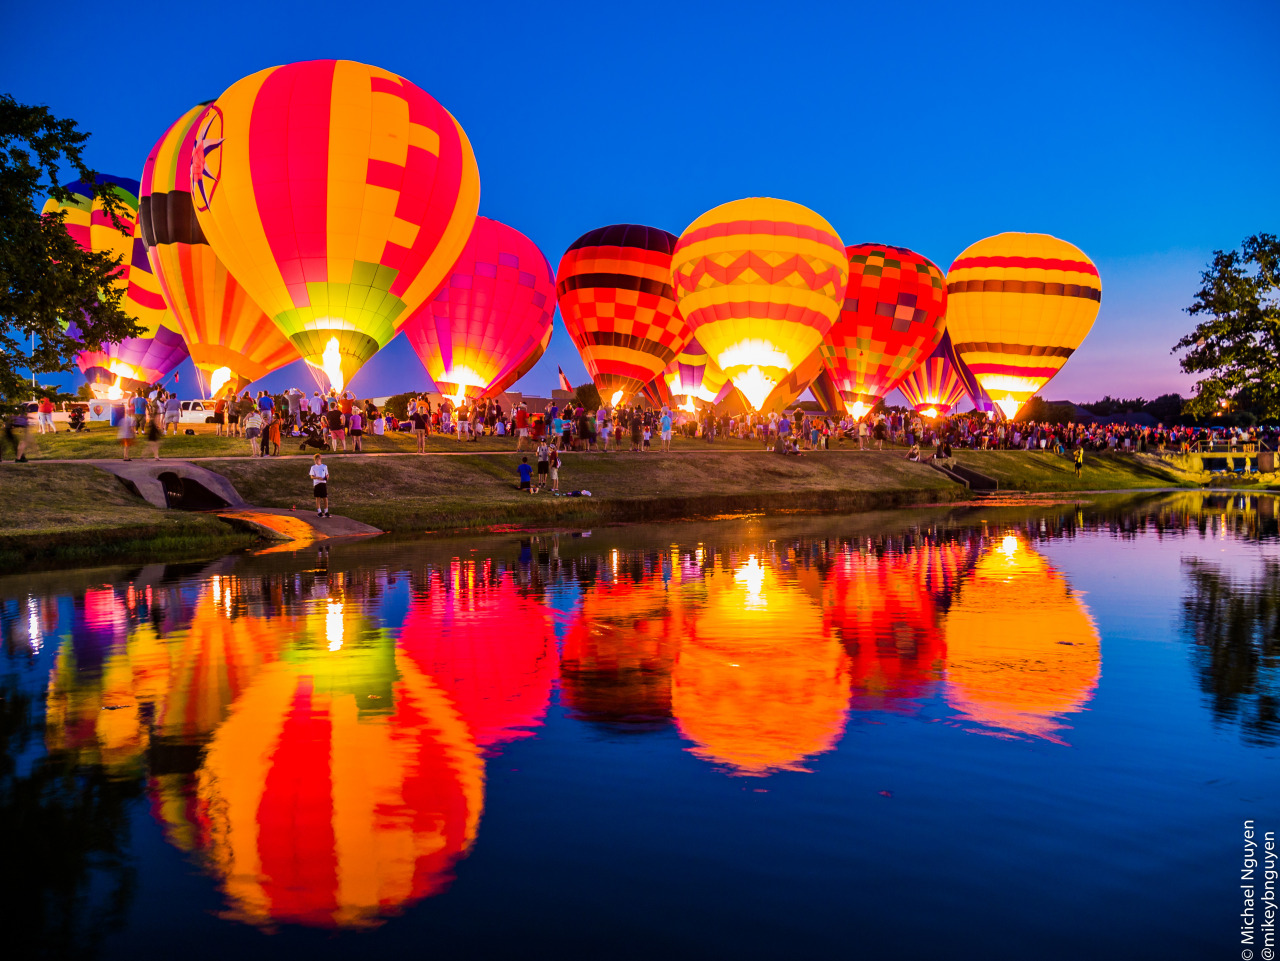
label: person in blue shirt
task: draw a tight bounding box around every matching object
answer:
[517,457,533,492]
[660,411,673,452]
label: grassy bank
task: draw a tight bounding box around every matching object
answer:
[0,463,256,569]
[1,445,1224,570]
[951,450,1203,491]
[210,449,963,533]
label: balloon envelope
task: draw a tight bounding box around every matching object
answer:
[44,177,188,396]
[820,243,946,415]
[140,104,299,398]
[897,329,969,415]
[945,232,1101,419]
[555,224,692,406]
[402,217,555,402]
[671,198,848,411]
[190,60,480,393]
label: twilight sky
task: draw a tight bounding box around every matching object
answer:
[4,0,1277,404]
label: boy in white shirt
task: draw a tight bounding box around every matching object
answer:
[309,453,330,517]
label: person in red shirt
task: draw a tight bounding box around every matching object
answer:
[514,404,530,451]
[37,396,56,434]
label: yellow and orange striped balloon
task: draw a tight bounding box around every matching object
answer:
[671,198,848,411]
[944,233,1101,419]
[141,104,299,397]
[191,60,480,392]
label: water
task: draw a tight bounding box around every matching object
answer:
[2,493,1277,960]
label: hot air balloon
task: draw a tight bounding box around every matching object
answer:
[819,243,946,419]
[808,367,841,413]
[721,346,827,415]
[896,329,969,417]
[140,104,299,399]
[402,217,555,405]
[43,177,188,398]
[944,233,1102,420]
[190,60,481,393]
[671,198,848,411]
[662,336,732,410]
[555,224,692,407]
[942,535,1100,743]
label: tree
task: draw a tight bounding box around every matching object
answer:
[574,382,602,410]
[0,94,140,406]
[1173,234,1280,420]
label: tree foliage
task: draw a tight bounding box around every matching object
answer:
[573,382,602,410]
[0,94,141,405]
[1173,234,1280,420]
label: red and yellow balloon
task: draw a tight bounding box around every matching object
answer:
[556,224,692,407]
[945,233,1101,419]
[140,104,299,398]
[671,198,848,411]
[820,243,947,418]
[190,60,480,393]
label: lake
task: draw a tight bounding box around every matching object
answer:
[2,492,1277,960]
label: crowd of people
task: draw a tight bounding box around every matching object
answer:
[6,384,1279,469]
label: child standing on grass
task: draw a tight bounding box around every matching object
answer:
[1074,446,1084,478]
[536,441,550,491]
[310,453,330,517]
[549,446,561,492]
[349,407,364,452]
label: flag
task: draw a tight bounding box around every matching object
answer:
[558,367,573,392]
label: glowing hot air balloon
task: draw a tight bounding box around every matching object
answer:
[662,336,732,408]
[140,104,299,399]
[897,329,969,416]
[190,60,481,393]
[819,243,946,420]
[402,217,555,405]
[671,198,848,411]
[43,177,188,397]
[556,224,692,407]
[945,233,1101,419]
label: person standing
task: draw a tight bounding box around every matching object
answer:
[660,409,673,452]
[131,390,148,431]
[259,399,274,457]
[116,405,136,460]
[1074,445,1084,478]
[146,410,163,460]
[37,396,56,434]
[549,445,561,492]
[326,401,347,452]
[213,394,227,436]
[310,453,330,517]
[515,404,529,451]
[410,405,428,452]
[535,439,550,490]
[349,407,364,452]
[242,405,263,455]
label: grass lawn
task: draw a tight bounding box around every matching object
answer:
[18,422,780,461]
[952,450,1202,491]
[210,448,962,533]
[0,463,254,568]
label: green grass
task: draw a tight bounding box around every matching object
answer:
[20,422,779,460]
[951,450,1206,491]
[0,463,255,569]
[209,448,962,533]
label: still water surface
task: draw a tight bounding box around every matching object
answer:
[2,493,1277,959]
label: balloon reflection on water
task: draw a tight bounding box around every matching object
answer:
[398,559,558,749]
[941,535,1101,743]
[671,550,851,776]
[28,526,1107,929]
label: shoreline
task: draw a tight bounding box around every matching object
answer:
[1,449,1272,572]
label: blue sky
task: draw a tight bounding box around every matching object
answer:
[4,0,1277,403]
